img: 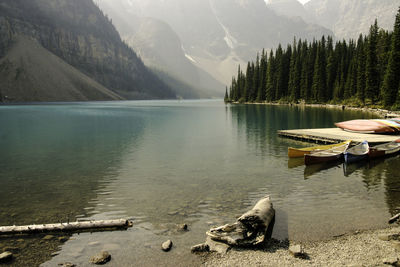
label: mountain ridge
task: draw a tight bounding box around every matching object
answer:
[0,0,176,102]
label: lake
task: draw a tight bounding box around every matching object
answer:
[0,100,399,266]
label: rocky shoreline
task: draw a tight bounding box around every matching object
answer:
[203,225,400,266]
[231,101,400,119]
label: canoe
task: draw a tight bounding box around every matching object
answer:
[369,140,400,159]
[335,119,400,133]
[304,142,350,165]
[288,140,351,158]
[344,141,369,164]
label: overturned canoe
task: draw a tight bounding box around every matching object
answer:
[304,141,350,165]
[335,119,400,133]
[288,140,351,158]
[344,141,369,164]
[369,139,400,158]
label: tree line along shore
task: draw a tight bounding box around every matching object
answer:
[225,7,400,111]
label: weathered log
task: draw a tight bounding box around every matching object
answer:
[0,219,132,235]
[206,195,275,247]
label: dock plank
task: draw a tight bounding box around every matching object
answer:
[278,128,400,144]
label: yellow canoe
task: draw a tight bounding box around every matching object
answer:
[288,140,352,158]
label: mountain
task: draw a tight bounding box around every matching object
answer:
[95,0,224,98]
[96,0,332,85]
[266,0,316,23]
[0,36,122,102]
[305,0,399,40]
[0,0,176,102]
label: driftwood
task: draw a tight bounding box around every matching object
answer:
[0,219,133,235]
[205,195,275,248]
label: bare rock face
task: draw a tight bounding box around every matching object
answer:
[90,251,111,265]
[161,240,173,252]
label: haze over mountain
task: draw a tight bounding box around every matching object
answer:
[304,0,399,40]
[96,0,332,85]
[0,0,176,102]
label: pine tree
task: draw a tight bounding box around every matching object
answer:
[312,37,327,102]
[326,36,337,101]
[365,19,380,104]
[224,86,229,102]
[244,62,252,101]
[257,49,267,101]
[383,7,400,108]
[266,50,276,102]
[356,35,366,104]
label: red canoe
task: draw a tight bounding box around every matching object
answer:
[335,119,400,134]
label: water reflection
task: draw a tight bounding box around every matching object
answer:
[0,103,146,266]
[2,101,400,266]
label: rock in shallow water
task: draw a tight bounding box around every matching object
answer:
[161,240,173,252]
[90,251,111,265]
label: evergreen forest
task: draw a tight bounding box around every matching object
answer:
[225,7,400,110]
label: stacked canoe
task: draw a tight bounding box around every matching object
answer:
[288,139,400,165]
[335,118,400,134]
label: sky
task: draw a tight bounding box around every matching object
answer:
[298,0,311,4]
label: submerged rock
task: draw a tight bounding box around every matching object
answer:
[90,251,111,265]
[0,251,13,263]
[161,240,173,252]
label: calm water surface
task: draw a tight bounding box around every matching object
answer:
[0,100,399,266]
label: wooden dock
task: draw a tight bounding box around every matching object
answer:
[278,128,400,144]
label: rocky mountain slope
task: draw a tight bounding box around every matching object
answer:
[0,36,122,102]
[266,0,316,23]
[96,0,332,85]
[305,0,399,40]
[0,0,176,102]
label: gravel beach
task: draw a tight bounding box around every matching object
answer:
[203,226,400,266]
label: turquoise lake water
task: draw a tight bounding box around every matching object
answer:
[0,100,399,266]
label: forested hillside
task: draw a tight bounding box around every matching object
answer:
[226,7,400,110]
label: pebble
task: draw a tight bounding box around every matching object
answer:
[90,251,111,265]
[379,234,400,241]
[391,241,400,251]
[161,240,173,252]
[43,235,54,240]
[0,251,13,263]
[383,257,399,266]
[178,224,188,231]
[289,244,304,258]
[58,262,76,267]
[191,243,209,253]
[58,236,69,243]
[3,247,19,253]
